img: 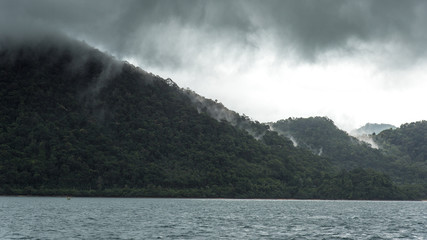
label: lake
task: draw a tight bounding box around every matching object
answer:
[0,197,425,239]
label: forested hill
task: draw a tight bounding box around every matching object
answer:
[374,121,427,197]
[270,117,384,169]
[375,121,427,163]
[0,34,413,199]
[270,117,426,198]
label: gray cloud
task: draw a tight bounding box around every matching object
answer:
[2,0,427,129]
[1,0,427,68]
[253,0,427,62]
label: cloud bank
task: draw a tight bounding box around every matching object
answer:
[3,0,427,66]
[2,0,427,130]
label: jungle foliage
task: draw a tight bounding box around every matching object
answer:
[271,117,426,198]
[0,36,420,199]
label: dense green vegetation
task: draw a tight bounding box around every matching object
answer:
[271,117,427,198]
[374,121,427,196]
[0,35,418,199]
[271,117,386,169]
[375,121,427,162]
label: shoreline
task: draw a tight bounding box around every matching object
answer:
[0,194,423,201]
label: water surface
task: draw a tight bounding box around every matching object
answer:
[0,197,425,239]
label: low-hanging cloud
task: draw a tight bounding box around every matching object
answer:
[254,0,427,62]
[2,0,427,68]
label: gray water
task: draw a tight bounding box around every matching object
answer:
[0,197,425,239]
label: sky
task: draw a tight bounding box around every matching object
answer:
[1,0,427,131]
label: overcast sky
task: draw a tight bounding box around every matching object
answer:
[2,0,427,131]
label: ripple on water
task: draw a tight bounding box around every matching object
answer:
[0,197,426,239]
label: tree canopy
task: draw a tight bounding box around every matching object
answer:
[0,35,420,199]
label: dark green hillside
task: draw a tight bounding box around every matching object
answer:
[271,117,385,169]
[271,117,427,198]
[374,121,427,193]
[0,35,409,199]
[376,121,427,162]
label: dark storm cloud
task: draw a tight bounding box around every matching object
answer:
[1,0,427,67]
[1,0,254,68]
[258,0,427,62]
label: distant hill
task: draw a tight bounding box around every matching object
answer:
[374,121,427,197]
[0,33,418,199]
[352,123,396,135]
[270,117,385,169]
[270,117,426,198]
[375,121,427,162]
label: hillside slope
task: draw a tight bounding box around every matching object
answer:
[270,117,426,198]
[0,34,410,199]
[270,117,386,169]
[374,121,427,190]
[376,121,427,162]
